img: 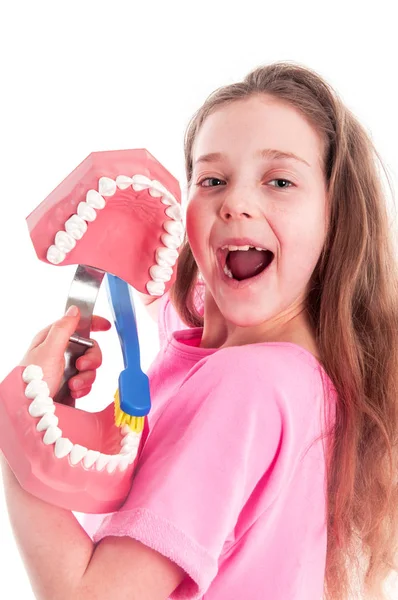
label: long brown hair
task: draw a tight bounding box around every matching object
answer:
[170,61,398,599]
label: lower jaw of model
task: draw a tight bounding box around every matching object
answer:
[0,364,144,513]
[0,149,183,513]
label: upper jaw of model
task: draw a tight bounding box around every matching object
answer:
[27,148,184,297]
[0,149,183,514]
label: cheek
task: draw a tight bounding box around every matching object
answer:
[278,212,327,279]
[185,202,197,243]
[185,199,207,251]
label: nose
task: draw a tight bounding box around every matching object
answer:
[219,190,261,221]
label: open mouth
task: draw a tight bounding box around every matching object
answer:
[0,149,184,513]
[219,246,274,281]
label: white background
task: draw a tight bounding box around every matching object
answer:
[0,0,397,597]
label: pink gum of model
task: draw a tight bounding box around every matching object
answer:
[0,149,182,513]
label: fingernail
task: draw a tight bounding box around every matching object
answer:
[65,305,78,317]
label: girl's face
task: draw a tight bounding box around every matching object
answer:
[186,95,328,342]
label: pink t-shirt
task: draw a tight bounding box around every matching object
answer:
[91,291,337,599]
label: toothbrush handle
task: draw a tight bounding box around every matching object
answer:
[105,274,142,373]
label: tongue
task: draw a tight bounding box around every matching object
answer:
[227,249,272,281]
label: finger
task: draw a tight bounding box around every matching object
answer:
[75,339,103,370]
[90,316,112,332]
[44,306,81,353]
[70,386,92,399]
[30,313,110,349]
[68,370,97,390]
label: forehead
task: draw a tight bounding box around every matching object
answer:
[192,95,324,170]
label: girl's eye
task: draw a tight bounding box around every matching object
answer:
[197,177,225,188]
[196,177,294,189]
[269,178,294,189]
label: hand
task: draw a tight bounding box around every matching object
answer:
[19,306,112,400]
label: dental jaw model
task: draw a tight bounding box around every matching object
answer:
[0,149,183,513]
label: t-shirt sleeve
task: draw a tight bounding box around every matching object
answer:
[93,346,284,598]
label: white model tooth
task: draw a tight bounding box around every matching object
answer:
[120,441,140,455]
[121,424,132,436]
[36,413,59,432]
[120,437,134,449]
[31,392,52,404]
[161,232,180,250]
[128,450,138,464]
[86,189,106,209]
[163,220,184,237]
[83,449,100,469]
[47,245,66,265]
[146,280,165,296]
[160,193,178,206]
[149,180,166,197]
[98,176,117,197]
[120,444,137,458]
[95,454,111,471]
[155,247,178,268]
[69,444,88,465]
[65,215,88,240]
[131,174,151,192]
[22,365,43,383]
[54,437,73,459]
[121,430,141,443]
[28,398,55,417]
[77,201,97,222]
[43,425,62,445]
[154,180,170,194]
[120,444,136,455]
[25,379,50,399]
[121,432,141,447]
[125,437,141,452]
[255,247,264,251]
[116,175,133,189]
[118,455,130,471]
[165,204,182,221]
[106,455,121,474]
[155,249,178,268]
[149,265,173,282]
[55,231,76,253]
[120,425,132,436]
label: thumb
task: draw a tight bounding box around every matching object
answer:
[44,305,81,353]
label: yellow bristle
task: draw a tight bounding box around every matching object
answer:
[114,388,144,433]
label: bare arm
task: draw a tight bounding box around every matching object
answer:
[0,309,183,599]
[0,458,184,600]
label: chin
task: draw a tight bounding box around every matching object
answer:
[221,307,268,329]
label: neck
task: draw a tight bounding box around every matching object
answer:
[199,288,319,359]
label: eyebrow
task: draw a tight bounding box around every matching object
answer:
[194,148,311,168]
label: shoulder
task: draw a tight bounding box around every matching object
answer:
[181,342,332,421]
[179,342,324,414]
[197,342,321,383]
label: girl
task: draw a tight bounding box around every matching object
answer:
[2,61,398,600]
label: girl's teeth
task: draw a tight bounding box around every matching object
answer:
[223,264,233,279]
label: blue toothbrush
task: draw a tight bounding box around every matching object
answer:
[105,274,151,433]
